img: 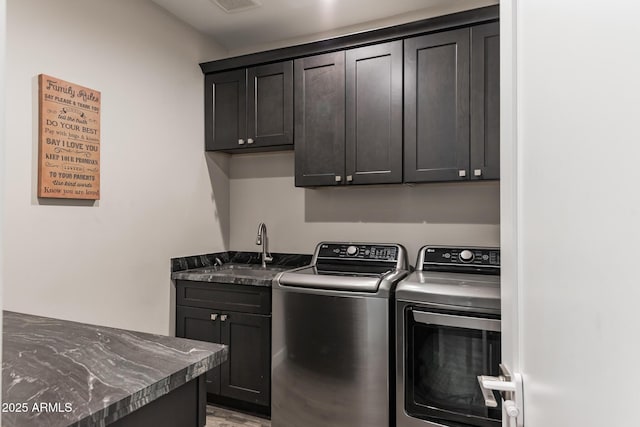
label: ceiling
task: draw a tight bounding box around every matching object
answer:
[151,0,497,53]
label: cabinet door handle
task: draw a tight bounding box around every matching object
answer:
[210,313,218,321]
[458,169,467,177]
[247,138,254,144]
[474,169,482,177]
[238,139,245,145]
[220,314,228,322]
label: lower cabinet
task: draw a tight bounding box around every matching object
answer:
[175,281,271,409]
[110,376,206,427]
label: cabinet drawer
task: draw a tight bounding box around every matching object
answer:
[176,280,271,315]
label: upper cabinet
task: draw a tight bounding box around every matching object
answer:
[205,61,293,152]
[471,22,500,180]
[294,41,403,187]
[199,6,499,184]
[404,29,470,183]
[346,41,403,185]
[205,69,246,151]
[294,52,345,187]
[404,24,500,183]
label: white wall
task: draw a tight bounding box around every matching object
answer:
[3,0,228,334]
[227,0,498,56]
[230,152,500,263]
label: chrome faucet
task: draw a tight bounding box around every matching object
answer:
[256,222,273,268]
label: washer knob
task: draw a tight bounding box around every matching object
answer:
[346,246,358,256]
[459,249,474,263]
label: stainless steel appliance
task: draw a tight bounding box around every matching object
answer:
[396,246,501,427]
[272,242,409,427]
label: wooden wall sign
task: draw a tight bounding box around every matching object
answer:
[38,74,101,200]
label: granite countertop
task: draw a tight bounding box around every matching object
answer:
[172,264,290,286]
[171,251,312,287]
[2,311,228,427]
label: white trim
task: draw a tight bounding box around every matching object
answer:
[0,0,6,412]
[499,0,522,395]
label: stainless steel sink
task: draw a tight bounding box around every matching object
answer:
[209,263,288,277]
[220,263,287,271]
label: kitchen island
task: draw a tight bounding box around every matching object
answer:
[2,311,227,427]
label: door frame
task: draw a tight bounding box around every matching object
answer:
[499,1,522,424]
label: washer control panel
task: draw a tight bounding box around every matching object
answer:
[421,246,500,270]
[317,243,399,261]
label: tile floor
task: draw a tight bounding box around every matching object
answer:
[205,405,271,427]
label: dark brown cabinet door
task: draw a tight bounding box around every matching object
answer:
[404,28,470,182]
[247,61,293,149]
[345,41,403,185]
[206,62,293,152]
[205,69,247,151]
[176,306,222,395]
[177,305,271,404]
[219,312,271,406]
[294,51,345,187]
[471,22,500,180]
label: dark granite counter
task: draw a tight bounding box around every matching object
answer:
[2,311,228,427]
[171,251,311,287]
[171,264,289,286]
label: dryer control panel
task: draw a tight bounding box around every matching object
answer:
[420,246,500,274]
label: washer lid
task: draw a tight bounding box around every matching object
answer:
[277,267,382,292]
[395,271,500,312]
